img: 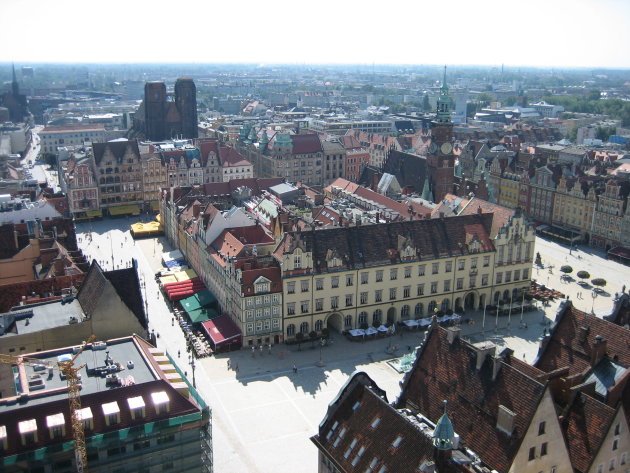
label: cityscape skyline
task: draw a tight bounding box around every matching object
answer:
[1,0,630,68]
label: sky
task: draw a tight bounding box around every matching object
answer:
[1,0,630,68]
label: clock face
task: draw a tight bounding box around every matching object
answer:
[429,143,438,154]
[441,142,453,155]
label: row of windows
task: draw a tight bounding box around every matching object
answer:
[496,268,528,284]
[246,307,280,319]
[246,294,280,307]
[291,258,492,289]
[246,318,281,335]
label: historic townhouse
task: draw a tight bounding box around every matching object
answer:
[93,140,143,216]
[141,152,168,211]
[62,154,100,219]
[527,166,556,224]
[592,180,626,250]
[497,170,522,209]
[552,177,597,241]
[274,211,533,342]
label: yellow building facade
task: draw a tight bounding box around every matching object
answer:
[274,212,534,340]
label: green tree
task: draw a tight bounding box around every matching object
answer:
[422,93,431,112]
[505,96,517,106]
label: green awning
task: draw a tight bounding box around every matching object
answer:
[195,289,216,307]
[181,289,216,313]
[187,307,219,324]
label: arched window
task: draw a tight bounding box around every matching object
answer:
[344,315,353,328]
[441,299,450,311]
[287,324,295,336]
[428,300,437,313]
[415,303,424,317]
[373,309,382,325]
[503,290,510,302]
[401,305,410,319]
[512,288,519,301]
[494,291,501,303]
[315,320,323,332]
[300,322,309,334]
[358,312,368,326]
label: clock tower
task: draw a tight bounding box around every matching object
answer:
[426,66,456,203]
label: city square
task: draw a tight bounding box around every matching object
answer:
[74,217,627,473]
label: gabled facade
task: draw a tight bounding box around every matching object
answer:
[93,140,143,215]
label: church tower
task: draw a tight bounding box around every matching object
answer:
[426,67,456,203]
[144,82,167,141]
[174,78,198,139]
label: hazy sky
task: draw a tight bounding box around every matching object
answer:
[2,0,629,68]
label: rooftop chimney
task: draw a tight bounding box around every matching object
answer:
[496,405,515,436]
[473,342,496,371]
[192,203,200,218]
[446,327,461,345]
[590,335,607,366]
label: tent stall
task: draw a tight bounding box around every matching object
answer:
[130,220,163,239]
[201,316,242,352]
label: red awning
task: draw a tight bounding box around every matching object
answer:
[201,315,241,347]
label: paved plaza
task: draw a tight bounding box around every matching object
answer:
[75,219,628,473]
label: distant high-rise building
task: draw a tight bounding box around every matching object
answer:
[133,78,198,141]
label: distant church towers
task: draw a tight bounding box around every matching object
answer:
[140,78,198,141]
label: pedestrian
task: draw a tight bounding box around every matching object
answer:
[235,363,239,372]
[227,359,231,369]
[178,349,181,358]
[293,364,298,374]
[268,344,272,355]
[251,346,255,357]
[623,285,626,293]
[259,345,263,355]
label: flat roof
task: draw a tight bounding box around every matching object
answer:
[1,299,85,337]
[0,337,157,413]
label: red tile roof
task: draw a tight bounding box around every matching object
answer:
[291,134,323,154]
[312,372,464,473]
[534,302,630,378]
[397,326,547,473]
[562,392,617,473]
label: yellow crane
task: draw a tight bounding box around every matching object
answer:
[0,334,96,473]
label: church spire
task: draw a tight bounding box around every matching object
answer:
[12,63,19,96]
[435,66,453,124]
[432,400,454,450]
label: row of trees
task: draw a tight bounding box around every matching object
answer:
[559,266,606,288]
[546,93,630,127]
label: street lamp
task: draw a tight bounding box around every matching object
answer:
[316,337,325,367]
[591,290,598,315]
[189,354,197,388]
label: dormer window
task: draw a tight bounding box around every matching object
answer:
[102,401,120,426]
[77,407,93,431]
[46,413,65,439]
[294,253,301,269]
[370,417,381,429]
[0,425,7,450]
[152,391,170,415]
[18,419,38,446]
[391,435,403,448]
[127,396,146,420]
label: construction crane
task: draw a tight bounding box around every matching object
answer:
[0,334,96,473]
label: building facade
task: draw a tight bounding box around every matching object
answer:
[0,335,212,473]
[40,124,106,156]
[274,212,534,342]
[93,140,143,216]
